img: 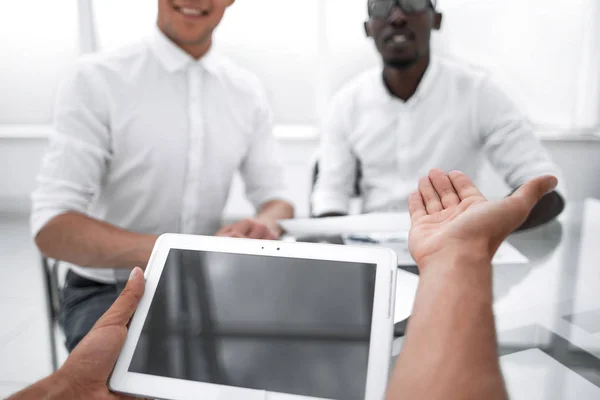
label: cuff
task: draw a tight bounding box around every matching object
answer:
[311,191,351,217]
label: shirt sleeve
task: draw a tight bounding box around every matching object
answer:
[476,77,566,194]
[310,93,356,216]
[30,62,112,238]
[239,86,293,210]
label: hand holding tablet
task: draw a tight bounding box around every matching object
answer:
[20,267,146,400]
[109,234,398,400]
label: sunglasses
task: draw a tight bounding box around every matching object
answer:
[368,0,436,19]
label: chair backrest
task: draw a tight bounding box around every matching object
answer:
[41,256,63,371]
[41,256,62,320]
[309,157,363,216]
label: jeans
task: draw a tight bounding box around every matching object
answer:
[59,270,126,352]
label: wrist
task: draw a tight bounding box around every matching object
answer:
[137,234,159,269]
[257,216,282,237]
[419,251,494,305]
[15,372,77,400]
[49,370,78,400]
[419,245,492,274]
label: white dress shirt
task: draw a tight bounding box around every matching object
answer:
[31,28,290,283]
[312,57,562,216]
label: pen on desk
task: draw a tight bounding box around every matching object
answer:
[346,235,379,244]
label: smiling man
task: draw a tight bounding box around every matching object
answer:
[32,0,293,352]
[312,0,564,230]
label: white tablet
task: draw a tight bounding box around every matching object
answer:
[110,234,397,400]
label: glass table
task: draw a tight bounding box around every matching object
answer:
[128,199,600,399]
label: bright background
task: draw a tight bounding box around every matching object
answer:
[0,0,599,216]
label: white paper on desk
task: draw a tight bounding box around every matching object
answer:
[280,214,528,264]
[395,269,419,323]
[279,213,412,236]
[343,232,529,266]
[493,242,529,264]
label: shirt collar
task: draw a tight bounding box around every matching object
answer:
[412,56,439,101]
[375,56,440,105]
[148,26,220,75]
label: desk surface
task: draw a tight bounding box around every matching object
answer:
[393,199,600,399]
[131,200,600,399]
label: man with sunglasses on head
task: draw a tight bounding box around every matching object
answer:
[312,0,564,230]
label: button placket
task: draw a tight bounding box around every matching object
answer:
[395,103,411,179]
[179,66,205,234]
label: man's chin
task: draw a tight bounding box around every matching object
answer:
[383,57,420,70]
[172,29,213,47]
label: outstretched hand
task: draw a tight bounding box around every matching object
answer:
[408,169,558,269]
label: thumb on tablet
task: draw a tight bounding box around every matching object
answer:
[54,267,146,399]
[92,267,145,330]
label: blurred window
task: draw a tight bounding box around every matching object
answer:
[0,2,79,124]
[1,1,598,137]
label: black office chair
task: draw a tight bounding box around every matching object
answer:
[41,256,63,371]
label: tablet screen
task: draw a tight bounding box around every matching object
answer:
[128,249,376,400]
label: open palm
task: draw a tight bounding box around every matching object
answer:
[408,169,558,269]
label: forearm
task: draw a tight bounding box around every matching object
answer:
[516,191,564,231]
[257,199,294,235]
[8,373,74,400]
[35,212,158,269]
[387,253,507,400]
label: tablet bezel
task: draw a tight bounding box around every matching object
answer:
[109,233,397,400]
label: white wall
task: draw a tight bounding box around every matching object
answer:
[0,139,47,212]
[1,138,598,219]
[0,3,78,124]
[438,0,600,130]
